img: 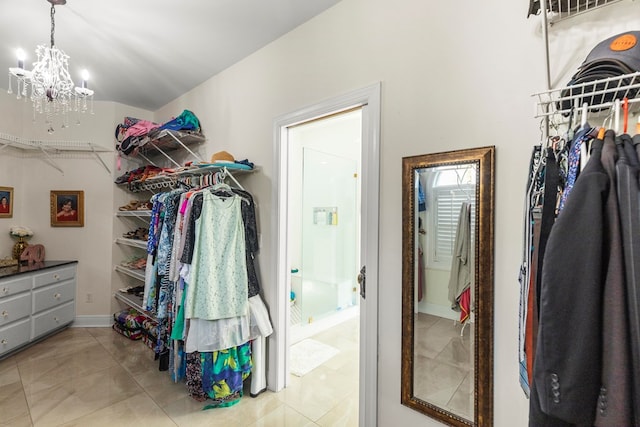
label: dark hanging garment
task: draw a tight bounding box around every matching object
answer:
[519,145,545,397]
[617,133,640,424]
[529,138,608,426]
[535,147,560,312]
[525,210,543,387]
[595,130,633,426]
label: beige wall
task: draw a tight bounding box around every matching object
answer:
[0,95,151,319]
[154,1,640,425]
[1,0,639,425]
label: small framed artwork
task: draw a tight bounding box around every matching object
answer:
[0,187,14,218]
[50,190,84,227]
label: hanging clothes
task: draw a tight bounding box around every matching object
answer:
[595,130,632,426]
[139,171,272,408]
[448,201,471,318]
[201,342,253,409]
[417,244,424,302]
[529,137,608,426]
[519,132,573,397]
[185,192,248,321]
[615,133,640,425]
[518,144,544,398]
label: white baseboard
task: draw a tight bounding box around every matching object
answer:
[72,315,112,328]
[420,302,459,321]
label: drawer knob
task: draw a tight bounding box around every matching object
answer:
[1,310,7,318]
[54,274,60,280]
[1,339,6,345]
[1,287,7,294]
[54,293,61,299]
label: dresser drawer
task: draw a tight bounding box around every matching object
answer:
[0,318,30,357]
[33,266,76,289]
[32,301,75,339]
[33,280,75,314]
[0,276,31,299]
[0,293,31,327]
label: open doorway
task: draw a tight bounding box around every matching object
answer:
[288,109,362,343]
[271,83,380,426]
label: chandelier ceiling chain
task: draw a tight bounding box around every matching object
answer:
[7,0,94,133]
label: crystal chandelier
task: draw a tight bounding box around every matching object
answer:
[7,0,94,133]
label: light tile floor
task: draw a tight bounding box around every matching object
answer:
[413,313,473,420]
[0,317,359,427]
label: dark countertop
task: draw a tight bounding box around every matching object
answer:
[0,260,77,280]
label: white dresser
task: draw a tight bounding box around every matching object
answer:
[0,261,77,359]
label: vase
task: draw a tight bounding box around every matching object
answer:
[12,237,29,260]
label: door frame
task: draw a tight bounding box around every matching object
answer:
[270,83,381,426]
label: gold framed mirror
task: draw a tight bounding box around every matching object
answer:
[401,146,495,426]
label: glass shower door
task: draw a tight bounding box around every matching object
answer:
[299,147,358,324]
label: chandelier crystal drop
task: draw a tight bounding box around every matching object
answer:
[7,0,94,133]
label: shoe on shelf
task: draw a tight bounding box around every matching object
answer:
[118,200,140,211]
[122,230,137,239]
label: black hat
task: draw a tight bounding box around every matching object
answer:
[559,31,640,112]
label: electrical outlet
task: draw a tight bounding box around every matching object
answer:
[86,293,93,303]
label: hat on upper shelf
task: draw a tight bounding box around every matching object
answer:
[573,32,640,81]
[559,31,640,112]
[211,150,235,164]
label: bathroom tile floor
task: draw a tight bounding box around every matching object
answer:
[0,317,359,427]
[413,313,473,420]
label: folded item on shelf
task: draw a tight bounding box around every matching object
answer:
[113,308,147,331]
[113,323,144,340]
[204,151,254,170]
[195,162,253,171]
[115,117,161,155]
[159,109,200,132]
[114,117,141,142]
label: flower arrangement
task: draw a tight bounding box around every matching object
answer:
[10,226,34,238]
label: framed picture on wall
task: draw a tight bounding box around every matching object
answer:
[0,186,14,218]
[50,190,84,227]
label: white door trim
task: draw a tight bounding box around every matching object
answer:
[270,83,381,426]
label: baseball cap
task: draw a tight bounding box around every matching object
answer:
[559,31,640,112]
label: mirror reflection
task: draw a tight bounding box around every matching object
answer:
[414,164,476,418]
[401,146,494,427]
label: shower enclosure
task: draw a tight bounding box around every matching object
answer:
[290,147,359,327]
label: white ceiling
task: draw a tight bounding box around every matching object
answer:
[0,0,341,111]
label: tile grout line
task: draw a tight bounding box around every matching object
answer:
[92,327,180,426]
